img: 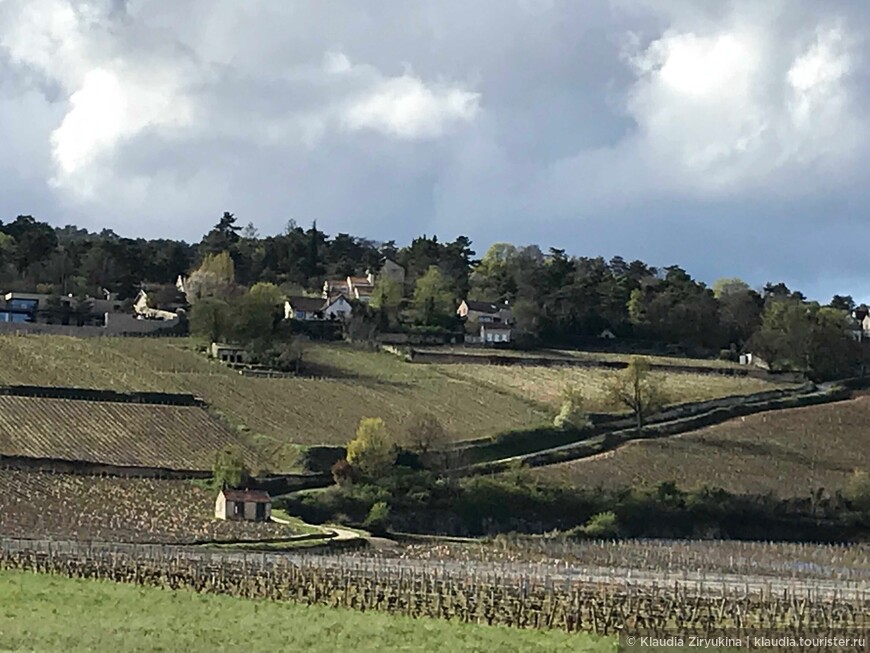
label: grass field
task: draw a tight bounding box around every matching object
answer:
[0,470,296,543]
[0,569,610,653]
[533,395,870,496]
[436,364,785,412]
[0,336,548,452]
[0,395,266,470]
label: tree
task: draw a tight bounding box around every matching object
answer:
[213,446,250,489]
[844,470,870,512]
[189,297,231,342]
[553,384,589,429]
[607,356,667,432]
[199,212,241,258]
[331,458,355,487]
[186,252,237,303]
[370,276,404,326]
[412,265,455,326]
[346,417,396,478]
[362,501,391,535]
[402,412,448,460]
[231,287,283,344]
[829,295,856,312]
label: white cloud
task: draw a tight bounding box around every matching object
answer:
[342,73,480,139]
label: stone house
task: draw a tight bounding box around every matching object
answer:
[215,488,272,522]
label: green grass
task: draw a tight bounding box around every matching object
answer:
[0,569,612,653]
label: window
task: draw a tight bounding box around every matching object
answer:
[479,315,493,323]
[296,310,306,319]
[233,501,244,518]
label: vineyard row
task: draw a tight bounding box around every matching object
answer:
[1,539,867,637]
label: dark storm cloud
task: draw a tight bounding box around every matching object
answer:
[0,0,868,300]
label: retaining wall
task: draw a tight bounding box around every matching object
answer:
[0,315,184,338]
[460,386,852,475]
[0,384,203,406]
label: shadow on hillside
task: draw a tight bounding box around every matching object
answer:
[297,361,413,390]
[694,436,852,472]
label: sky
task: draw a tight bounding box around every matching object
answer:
[0,0,868,302]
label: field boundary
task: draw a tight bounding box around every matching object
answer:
[0,384,204,406]
[452,383,818,463]
[0,455,331,492]
[402,348,803,382]
[459,385,852,475]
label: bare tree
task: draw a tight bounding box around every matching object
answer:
[607,356,667,433]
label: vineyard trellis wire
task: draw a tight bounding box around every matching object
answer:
[1,538,867,638]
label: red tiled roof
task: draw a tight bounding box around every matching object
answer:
[221,489,271,503]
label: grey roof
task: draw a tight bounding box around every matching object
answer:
[286,296,327,312]
[463,300,505,314]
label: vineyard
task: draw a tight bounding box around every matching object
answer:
[0,569,599,653]
[0,395,267,471]
[533,395,870,496]
[435,364,786,412]
[1,538,867,640]
[0,336,548,447]
[0,470,295,543]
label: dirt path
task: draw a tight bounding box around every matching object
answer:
[270,515,397,548]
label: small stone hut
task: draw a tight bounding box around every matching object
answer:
[215,488,272,522]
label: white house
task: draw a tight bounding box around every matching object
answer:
[285,295,353,321]
[215,488,271,522]
[480,324,512,343]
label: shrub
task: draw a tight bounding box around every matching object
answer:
[331,458,355,487]
[553,384,589,429]
[580,511,620,538]
[212,446,250,489]
[844,470,870,512]
[363,501,391,535]
[346,418,396,479]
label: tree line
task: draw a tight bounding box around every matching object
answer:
[1,212,866,379]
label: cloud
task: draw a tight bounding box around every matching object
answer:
[0,0,869,302]
[342,73,480,139]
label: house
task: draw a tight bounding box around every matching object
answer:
[134,285,187,321]
[457,299,513,325]
[210,342,248,364]
[0,292,121,326]
[322,278,350,298]
[215,488,272,522]
[480,324,512,344]
[284,295,353,321]
[599,329,617,339]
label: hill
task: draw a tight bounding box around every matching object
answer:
[532,395,870,497]
[0,335,787,464]
[0,470,294,543]
[0,336,549,450]
[435,363,786,412]
[0,394,265,471]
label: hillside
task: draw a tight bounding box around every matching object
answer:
[0,336,549,449]
[0,395,265,471]
[533,395,870,497]
[0,470,293,543]
[436,363,787,412]
[0,335,789,464]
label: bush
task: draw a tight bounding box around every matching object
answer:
[346,418,396,479]
[580,511,621,538]
[844,470,870,512]
[553,384,589,429]
[212,446,250,489]
[363,501,391,535]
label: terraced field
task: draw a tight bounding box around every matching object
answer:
[0,470,295,543]
[0,336,548,448]
[0,395,266,471]
[0,336,788,461]
[533,395,870,496]
[436,364,787,412]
